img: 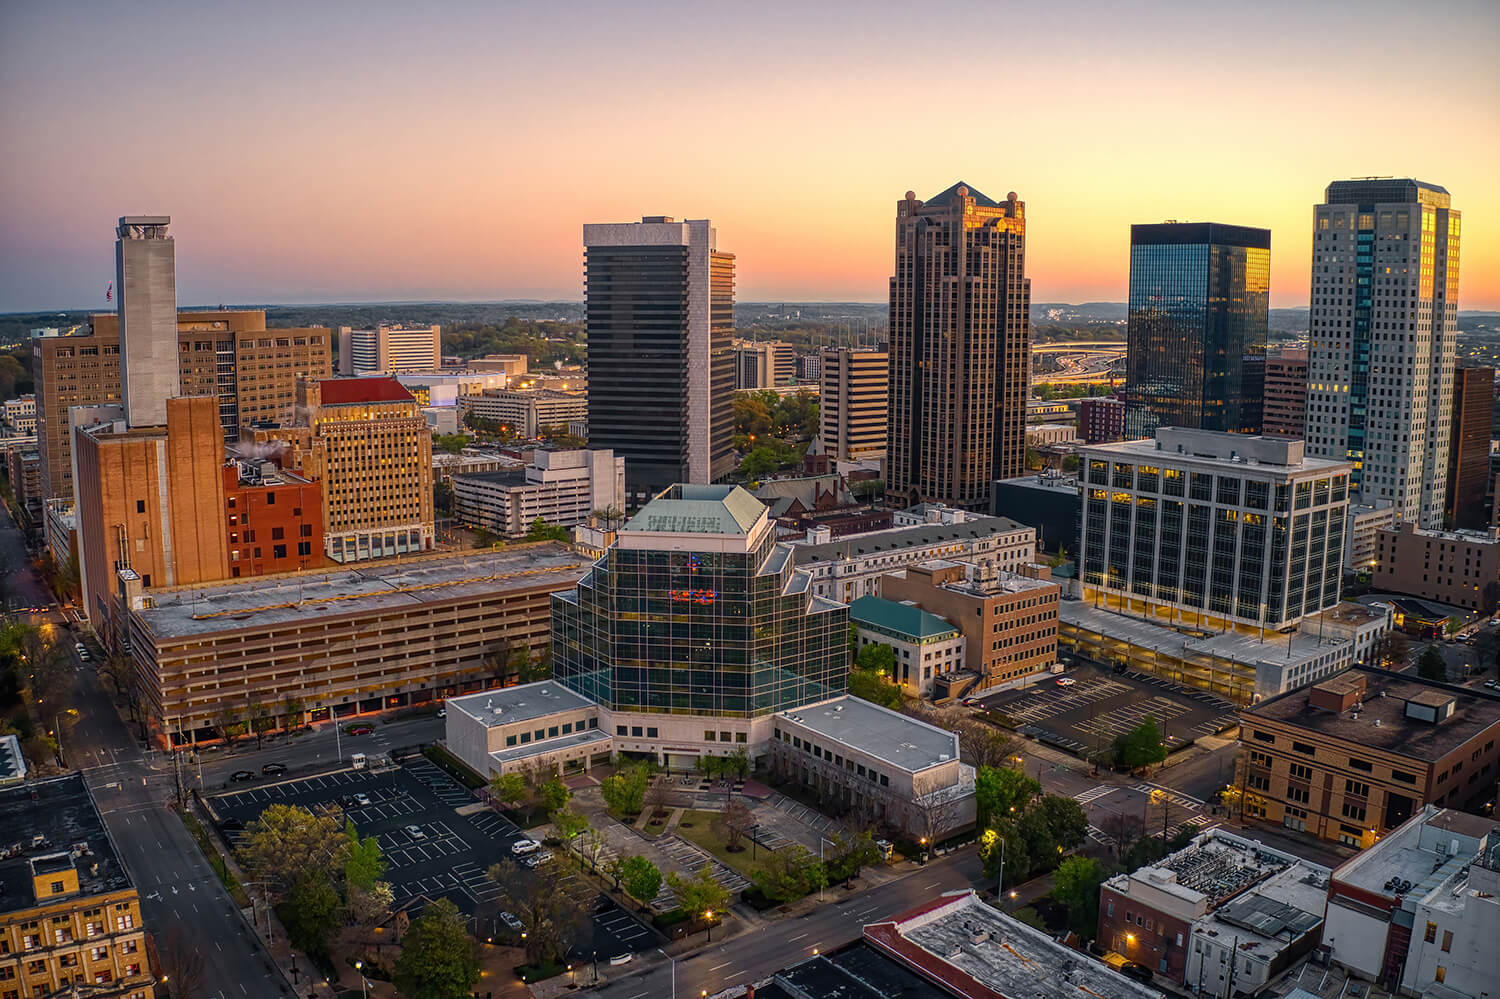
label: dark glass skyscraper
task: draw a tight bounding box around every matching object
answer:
[1123,222,1270,436]
[584,218,735,501]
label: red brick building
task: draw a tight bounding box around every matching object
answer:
[222,461,324,577]
[1077,396,1125,444]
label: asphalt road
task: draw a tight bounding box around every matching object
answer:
[598,849,985,998]
[0,499,50,612]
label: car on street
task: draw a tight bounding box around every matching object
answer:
[499,911,524,931]
[347,725,374,736]
[405,824,426,840]
[522,850,553,868]
[230,770,256,782]
[261,763,287,776]
[1120,961,1154,984]
[511,839,541,855]
[962,697,982,707]
[74,642,91,661]
[351,792,372,807]
[1056,676,1076,686]
[436,708,446,719]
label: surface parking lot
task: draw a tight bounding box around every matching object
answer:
[208,760,655,960]
[982,664,1238,755]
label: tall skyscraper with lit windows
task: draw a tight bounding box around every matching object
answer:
[1303,179,1460,528]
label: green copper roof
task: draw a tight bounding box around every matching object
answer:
[924,181,1002,208]
[624,483,766,535]
[849,596,959,640]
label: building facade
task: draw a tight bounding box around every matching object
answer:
[733,340,796,389]
[819,347,888,464]
[337,325,441,375]
[848,595,966,698]
[32,312,330,503]
[1123,222,1270,436]
[452,449,625,538]
[458,387,587,438]
[0,774,156,999]
[5,447,42,532]
[1238,669,1500,845]
[114,217,177,430]
[551,484,848,768]
[1446,365,1493,529]
[1078,428,1350,631]
[1344,502,1396,572]
[1077,396,1125,444]
[125,546,589,743]
[1263,347,1308,439]
[1304,179,1461,527]
[583,218,735,499]
[1372,521,1500,611]
[222,460,323,577]
[791,509,1037,604]
[889,183,1030,511]
[883,560,1058,693]
[2,395,35,435]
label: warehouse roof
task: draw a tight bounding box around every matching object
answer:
[848,596,958,640]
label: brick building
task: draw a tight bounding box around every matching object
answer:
[1262,347,1308,439]
[222,460,324,577]
[881,558,1058,692]
[1077,396,1125,444]
[1372,521,1500,611]
[1238,669,1500,845]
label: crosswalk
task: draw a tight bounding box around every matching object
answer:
[1073,786,1117,805]
[1131,782,1204,809]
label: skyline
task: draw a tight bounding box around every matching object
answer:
[2,1,1498,312]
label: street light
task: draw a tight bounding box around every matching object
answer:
[704,910,714,942]
[354,961,368,999]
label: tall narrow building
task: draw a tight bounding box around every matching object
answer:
[1122,222,1270,436]
[888,184,1029,510]
[1446,365,1493,529]
[584,217,735,501]
[1263,347,1309,439]
[1304,179,1460,527]
[819,346,888,463]
[115,216,179,427]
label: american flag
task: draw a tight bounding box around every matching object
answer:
[105,281,113,302]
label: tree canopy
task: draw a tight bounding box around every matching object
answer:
[1052,856,1106,938]
[393,897,481,999]
[237,804,349,894]
[1417,643,1447,682]
[1113,716,1168,770]
[617,855,662,908]
[600,763,651,817]
[666,864,730,919]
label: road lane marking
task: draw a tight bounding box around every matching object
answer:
[709,962,733,971]
[787,933,808,942]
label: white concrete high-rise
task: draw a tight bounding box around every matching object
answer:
[337,325,442,375]
[1304,179,1461,528]
[115,216,179,427]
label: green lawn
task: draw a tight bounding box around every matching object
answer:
[673,809,768,880]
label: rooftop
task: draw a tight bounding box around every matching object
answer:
[0,734,26,783]
[1331,806,1497,911]
[1082,427,1350,476]
[778,696,959,773]
[489,728,610,768]
[791,514,1030,565]
[1305,601,1389,628]
[132,545,589,640]
[1245,667,1500,761]
[1110,828,1305,908]
[0,774,132,915]
[1061,602,1349,671]
[921,181,1004,209]
[318,376,415,406]
[848,596,959,641]
[449,681,596,730]
[623,484,767,536]
[764,943,950,999]
[1195,861,1329,963]
[864,890,1162,999]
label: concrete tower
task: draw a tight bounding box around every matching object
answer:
[114,216,179,427]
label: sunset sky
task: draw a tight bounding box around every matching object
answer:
[2,0,1497,312]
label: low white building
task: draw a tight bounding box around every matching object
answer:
[791,509,1036,603]
[459,387,587,437]
[445,683,609,777]
[1325,806,1500,997]
[2,394,35,435]
[452,449,624,538]
[847,595,965,697]
[1299,601,1391,666]
[1345,502,1396,572]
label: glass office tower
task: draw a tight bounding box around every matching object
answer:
[551,484,848,718]
[1124,223,1270,437]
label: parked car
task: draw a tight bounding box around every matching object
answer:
[260,763,287,776]
[608,953,633,967]
[1120,962,1154,984]
[230,771,256,782]
[405,824,427,840]
[436,708,446,719]
[219,817,245,831]
[522,851,554,868]
[1056,676,1076,686]
[511,839,541,855]
[499,911,524,931]
[351,792,372,807]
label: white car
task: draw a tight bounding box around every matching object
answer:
[511,838,541,855]
[522,850,554,868]
[1056,676,1076,687]
[352,792,372,807]
[405,824,426,840]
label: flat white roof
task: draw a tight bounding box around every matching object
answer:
[778,696,959,772]
[449,681,596,729]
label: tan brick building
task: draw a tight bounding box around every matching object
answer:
[72,396,230,634]
[1372,521,1500,612]
[31,311,331,503]
[818,347,888,464]
[124,545,589,744]
[881,558,1059,692]
[0,774,156,999]
[1238,669,1500,846]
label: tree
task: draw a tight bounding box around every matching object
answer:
[1113,716,1168,771]
[980,822,1032,886]
[1052,856,1105,939]
[644,776,672,818]
[1417,643,1447,682]
[524,517,571,543]
[716,800,755,852]
[282,870,340,955]
[344,821,387,891]
[618,855,662,909]
[600,764,650,818]
[237,803,349,894]
[281,694,304,732]
[974,766,1041,827]
[1038,795,1089,852]
[489,857,589,964]
[666,864,730,921]
[247,695,271,748]
[724,747,750,779]
[538,777,571,816]
[1484,581,1500,618]
[1098,811,1145,861]
[1370,628,1410,669]
[855,641,897,675]
[434,433,471,455]
[393,897,481,999]
[159,925,205,999]
[823,826,880,885]
[552,807,588,845]
[347,880,394,929]
[754,845,824,903]
[489,771,529,810]
[849,663,903,709]
[576,828,609,873]
[472,527,499,550]
[593,505,625,531]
